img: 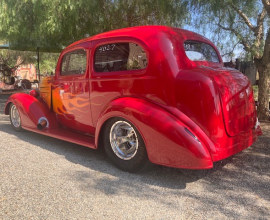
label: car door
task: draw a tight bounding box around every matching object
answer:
[89,39,149,126]
[52,46,95,135]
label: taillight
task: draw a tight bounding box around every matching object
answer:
[29,90,39,98]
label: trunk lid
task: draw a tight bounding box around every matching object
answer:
[207,67,256,136]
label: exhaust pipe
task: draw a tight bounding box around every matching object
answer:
[37,117,49,130]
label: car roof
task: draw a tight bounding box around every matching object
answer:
[66,25,214,49]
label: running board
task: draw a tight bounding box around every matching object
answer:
[23,126,96,149]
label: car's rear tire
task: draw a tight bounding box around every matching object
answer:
[9,103,23,132]
[103,117,148,172]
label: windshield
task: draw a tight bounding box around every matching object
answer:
[184,41,219,63]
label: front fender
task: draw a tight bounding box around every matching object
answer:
[5,93,58,129]
[95,97,213,169]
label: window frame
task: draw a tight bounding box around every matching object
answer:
[60,48,88,76]
[183,40,220,63]
[91,38,149,76]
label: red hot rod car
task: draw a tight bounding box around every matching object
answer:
[5,26,262,172]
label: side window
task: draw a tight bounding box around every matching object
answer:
[94,43,148,72]
[61,49,87,75]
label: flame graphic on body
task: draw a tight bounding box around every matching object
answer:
[53,87,91,116]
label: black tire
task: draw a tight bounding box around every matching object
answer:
[103,117,148,172]
[9,103,23,132]
[21,79,31,89]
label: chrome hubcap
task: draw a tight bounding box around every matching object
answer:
[10,105,20,128]
[109,121,138,160]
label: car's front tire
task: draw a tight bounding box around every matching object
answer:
[103,117,148,172]
[9,103,23,132]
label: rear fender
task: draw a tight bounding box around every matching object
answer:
[95,97,213,169]
[5,93,58,129]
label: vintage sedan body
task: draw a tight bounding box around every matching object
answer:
[5,26,262,172]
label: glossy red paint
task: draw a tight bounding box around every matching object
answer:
[52,42,94,134]
[5,26,261,170]
[95,97,213,169]
[5,93,58,129]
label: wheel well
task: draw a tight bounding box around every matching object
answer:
[99,116,150,172]
[97,116,144,150]
[97,118,113,150]
[5,102,12,115]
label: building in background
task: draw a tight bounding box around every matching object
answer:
[15,63,37,81]
[224,59,257,85]
[0,62,37,90]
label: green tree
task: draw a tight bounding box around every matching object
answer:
[0,0,189,79]
[38,52,60,75]
[0,49,60,79]
[186,0,270,120]
[0,0,189,47]
[0,50,36,75]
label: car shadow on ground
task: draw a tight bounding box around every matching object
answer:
[0,92,231,190]
[0,93,269,190]
[0,117,268,186]
[1,119,270,218]
[1,93,269,218]
[0,119,232,188]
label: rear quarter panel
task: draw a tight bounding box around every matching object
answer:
[95,97,213,169]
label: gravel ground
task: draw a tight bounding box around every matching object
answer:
[0,92,269,219]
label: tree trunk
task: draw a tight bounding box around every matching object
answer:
[255,60,270,120]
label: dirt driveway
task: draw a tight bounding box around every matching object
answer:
[0,92,269,219]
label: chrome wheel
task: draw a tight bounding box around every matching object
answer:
[109,121,139,160]
[104,117,148,172]
[10,104,21,128]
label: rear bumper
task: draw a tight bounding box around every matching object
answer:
[211,127,259,162]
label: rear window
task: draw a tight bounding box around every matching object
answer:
[94,43,148,72]
[184,41,219,63]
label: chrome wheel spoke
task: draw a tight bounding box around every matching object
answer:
[110,121,139,160]
[10,105,20,128]
[125,142,136,154]
[119,144,129,156]
[113,136,128,146]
